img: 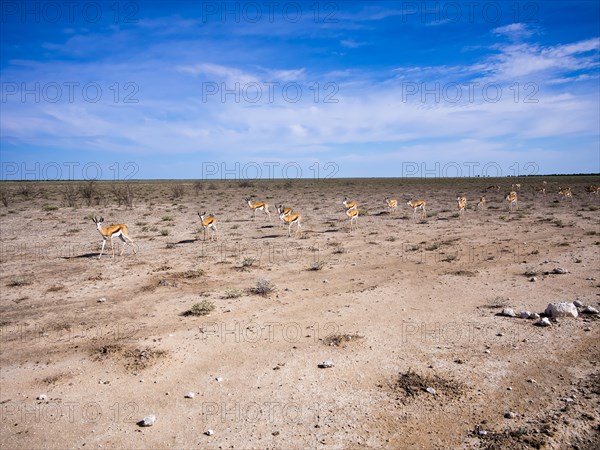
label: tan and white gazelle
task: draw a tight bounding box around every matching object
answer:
[198,211,218,241]
[385,196,398,214]
[276,205,292,228]
[279,211,301,237]
[346,206,358,231]
[245,197,271,220]
[407,200,426,219]
[477,196,486,209]
[505,191,518,211]
[558,187,572,200]
[456,195,467,216]
[343,197,358,210]
[92,216,136,259]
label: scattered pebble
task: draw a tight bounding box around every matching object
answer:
[552,267,568,274]
[425,387,436,395]
[185,392,195,399]
[141,415,156,427]
[573,299,585,307]
[529,277,537,282]
[216,377,223,382]
[205,429,214,436]
[37,394,47,401]
[318,361,335,369]
[535,317,552,327]
[97,297,106,303]
[581,306,599,314]
[520,311,533,319]
[500,308,516,317]
[504,411,517,419]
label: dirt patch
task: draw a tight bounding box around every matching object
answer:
[322,333,364,347]
[392,368,465,400]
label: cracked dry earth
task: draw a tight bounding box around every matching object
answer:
[1,176,599,449]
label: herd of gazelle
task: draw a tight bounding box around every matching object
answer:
[93,183,600,257]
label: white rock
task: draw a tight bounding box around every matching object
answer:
[185,392,195,399]
[531,313,540,319]
[98,297,106,303]
[520,311,532,319]
[501,308,516,317]
[552,267,568,274]
[37,394,47,401]
[545,302,578,318]
[426,387,436,395]
[216,377,223,382]
[573,299,585,307]
[205,429,214,436]
[581,306,599,314]
[535,317,552,327]
[142,415,156,427]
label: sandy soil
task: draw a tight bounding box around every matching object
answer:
[1,176,599,449]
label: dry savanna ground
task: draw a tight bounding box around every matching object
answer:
[1,176,599,449]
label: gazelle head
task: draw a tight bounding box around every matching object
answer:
[92,216,104,229]
[198,211,206,220]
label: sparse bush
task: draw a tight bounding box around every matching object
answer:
[17,184,35,198]
[79,181,97,206]
[238,257,256,270]
[252,278,274,297]
[0,190,10,207]
[238,180,254,188]
[193,181,203,194]
[7,277,32,287]
[61,184,79,207]
[112,184,135,208]
[308,260,326,271]
[171,184,185,198]
[43,204,59,211]
[223,289,242,299]
[160,229,170,236]
[184,300,215,316]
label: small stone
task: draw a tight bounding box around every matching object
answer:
[37,394,47,401]
[205,429,214,436]
[185,392,195,399]
[500,308,516,317]
[216,377,223,382]
[98,297,106,303]
[318,361,335,369]
[504,411,516,419]
[484,349,491,354]
[531,313,540,319]
[528,379,537,383]
[573,299,585,307]
[478,429,488,436]
[141,415,156,427]
[520,311,532,319]
[426,387,436,395]
[535,317,552,327]
[529,277,537,282]
[581,306,599,314]
[552,267,568,274]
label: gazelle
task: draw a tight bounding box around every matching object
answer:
[346,207,358,231]
[456,195,467,216]
[505,191,518,211]
[92,216,136,259]
[245,197,270,220]
[343,197,358,210]
[279,212,301,237]
[511,183,521,191]
[584,185,599,196]
[477,196,486,209]
[486,185,500,192]
[198,212,218,241]
[385,196,398,214]
[276,205,292,228]
[534,186,546,195]
[558,187,572,201]
[407,200,426,219]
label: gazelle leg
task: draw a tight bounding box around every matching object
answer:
[99,239,106,258]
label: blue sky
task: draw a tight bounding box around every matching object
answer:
[1,1,599,180]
